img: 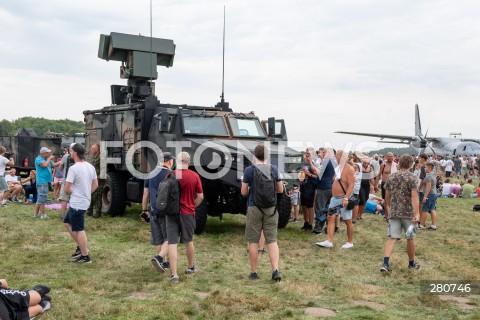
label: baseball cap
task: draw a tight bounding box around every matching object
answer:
[40,147,52,153]
[354,150,370,162]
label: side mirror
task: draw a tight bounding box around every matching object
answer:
[159,112,169,132]
[267,117,275,135]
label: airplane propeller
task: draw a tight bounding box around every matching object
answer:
[417,129,436,155]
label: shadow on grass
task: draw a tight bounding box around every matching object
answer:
[115,203,247,236]
[203,215,246,235]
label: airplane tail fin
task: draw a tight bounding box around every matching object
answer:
[415,104,422,137]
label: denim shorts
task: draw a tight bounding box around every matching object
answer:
[36,183,49,205]
[328,196,352,220]
[422,194,437,212]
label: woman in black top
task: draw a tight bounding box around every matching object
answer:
[358,160,375,220]
[21,171,37,203]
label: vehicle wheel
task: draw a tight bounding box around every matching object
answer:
[102,171,127,217]
[277,195,291,229]
[194,200,208,235]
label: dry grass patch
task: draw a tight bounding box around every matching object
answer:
[439,295,478,310]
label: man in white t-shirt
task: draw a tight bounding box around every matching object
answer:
[445,157,454,178]
[439,157,447,176]
[64,144,98,264]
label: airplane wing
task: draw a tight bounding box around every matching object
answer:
[335,131,415,143]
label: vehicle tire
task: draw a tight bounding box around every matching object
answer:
[277,195,291,229]
[194,200,208,235]
[102,171,127,217]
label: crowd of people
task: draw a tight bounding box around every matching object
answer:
[1,141,479,313]
[288,148,479,273]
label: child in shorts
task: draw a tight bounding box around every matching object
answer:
[289,184,300,222]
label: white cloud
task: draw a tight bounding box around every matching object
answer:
[0,0,479,150]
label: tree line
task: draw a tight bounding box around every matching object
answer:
[0,117,85,136]
[368,146,417,155]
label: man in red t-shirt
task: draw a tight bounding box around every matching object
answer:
[166,152,204,282]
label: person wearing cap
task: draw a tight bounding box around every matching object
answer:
[64,143,98,264]
[142,152,175,274]
[58,143,76,220]
[34,146,60,219]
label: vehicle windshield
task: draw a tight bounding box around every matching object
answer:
[229,118,266,138]
[182,114,228,136]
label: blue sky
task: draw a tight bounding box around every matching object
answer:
[1,0,479,151]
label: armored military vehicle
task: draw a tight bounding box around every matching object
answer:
[83,32,302,234]
[0,128,62,175]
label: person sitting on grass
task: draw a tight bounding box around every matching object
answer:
[440,178,452,198]
[0,278,51,320]
[4,169,25,202]
[21,171,37,204]
[436,176,443,196]
[461,179,475,199]
[474,183,480,198]
[0,146,15,208]
[449,180,461,198]
[364,200,384,215]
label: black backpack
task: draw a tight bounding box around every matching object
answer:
[156,171,180,216]
[473,204,480,212]
[253,164,277,208]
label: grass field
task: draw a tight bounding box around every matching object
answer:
[1,194,479,319]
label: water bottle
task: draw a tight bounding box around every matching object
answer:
[29,194,33,202]
[406,223,415,238]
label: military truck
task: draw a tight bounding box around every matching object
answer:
[83,32,302,234]
[43,130,86,150]
[0,128,62,176]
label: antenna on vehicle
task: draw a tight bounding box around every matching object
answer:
[215,6,232,112]
[150,0,153,86]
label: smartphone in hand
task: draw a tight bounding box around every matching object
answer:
[140,211,150,223]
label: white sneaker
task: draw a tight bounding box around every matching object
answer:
[341,242,354,249]
[316,240,333,248]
